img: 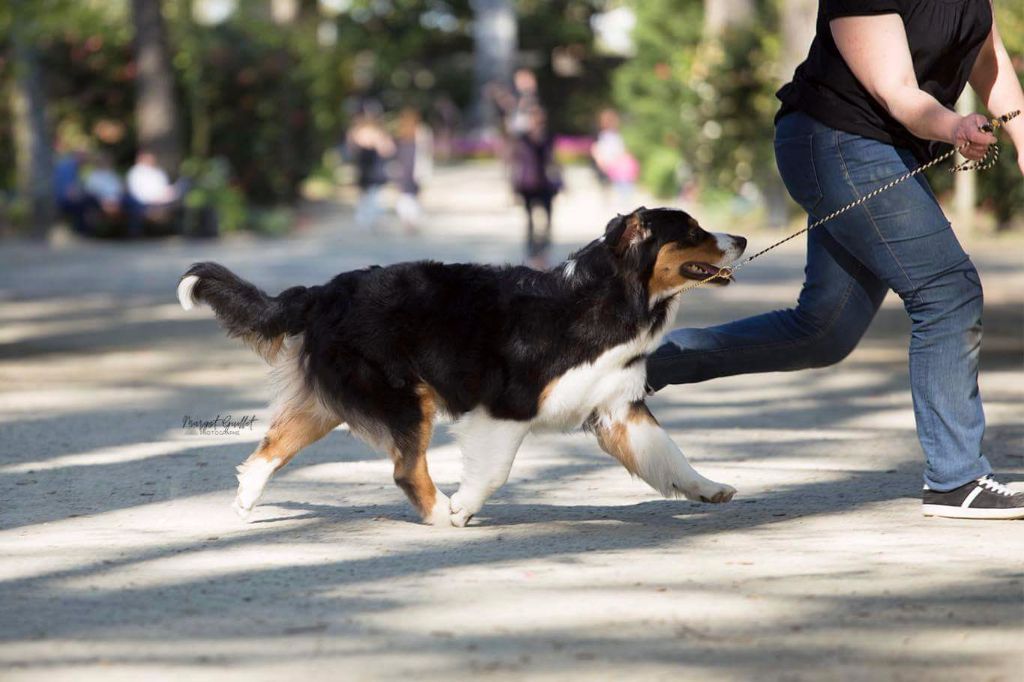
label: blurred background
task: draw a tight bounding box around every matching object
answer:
[0,0,1020,247]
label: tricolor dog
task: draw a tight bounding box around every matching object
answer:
[177,207,746,526]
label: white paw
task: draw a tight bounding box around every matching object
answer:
[233,459,276,520]
[232,495,254,521]
[448,492,476,528]
[697,480,736,503]
[425,492,454,527]
[673,480,736,504]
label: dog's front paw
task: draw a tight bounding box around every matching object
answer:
[672,480,736,504]
[698,481,736,503]
[448,492,475,528]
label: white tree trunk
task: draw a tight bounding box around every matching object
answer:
[470,0,517,131]
[704,0,756,35]
[954,90,977,232]
[779,0,817,81]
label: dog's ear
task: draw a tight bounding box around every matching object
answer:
[605,208,650,257]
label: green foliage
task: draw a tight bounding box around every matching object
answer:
[518,0,620,134]
[979,3,1024,227]
[613,1,780,200]
[181,156,247,232]
[611,0,703,198]
[690,18,780,195]
[616,0,1022,230]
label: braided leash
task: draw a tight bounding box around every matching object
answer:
[680,109,1020,293]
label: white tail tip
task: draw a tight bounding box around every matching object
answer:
[177,275,200,311]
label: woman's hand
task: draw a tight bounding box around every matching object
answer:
[952,114,997,161]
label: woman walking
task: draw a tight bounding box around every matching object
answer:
[648,0,1024,519]
[347,113,394,231]
[511,106,561,268]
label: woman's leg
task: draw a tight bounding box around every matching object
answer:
[651,112,990,491]
[809,130,990,491]
[539,193,553,253]
[647,224,887,388]
[522,193,538,257]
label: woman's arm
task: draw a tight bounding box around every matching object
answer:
[830,14,996,162]
[968,7,1024,175]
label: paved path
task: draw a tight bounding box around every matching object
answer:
[1,163,1022,681]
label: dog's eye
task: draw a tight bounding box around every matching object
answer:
[688,227,702,241]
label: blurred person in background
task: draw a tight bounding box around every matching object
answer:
[347,113,395,231]
[53,141,91,235]
[511,106,561,269]
[393,108,433,234]
[507,69,540,136]
[590,108,639,211]
[83,153,126,220]
[127,150,185,208]
[648,0,1024,519]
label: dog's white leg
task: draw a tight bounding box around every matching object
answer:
[449,408,531,527]
[593,401,735,503]
[233,410,339,520]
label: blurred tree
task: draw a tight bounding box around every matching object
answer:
[704,0,754,35]
[778,0,815,81]
[8,0,54,237]
[131,0,183,174]
[518,0,619,136]
[978,2,1023,229]
[612,0,703,197]
[470,0,516,130]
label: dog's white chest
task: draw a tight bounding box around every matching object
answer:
[535,338,653,430]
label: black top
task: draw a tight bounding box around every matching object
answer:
[777,0,992,162]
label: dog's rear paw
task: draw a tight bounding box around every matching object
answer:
[448,493,475,528]
[232,496,255,521]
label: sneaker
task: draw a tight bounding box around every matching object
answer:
[922,476,1024,520]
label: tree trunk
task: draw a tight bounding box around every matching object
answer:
[10,7,54,239]
[131,0,182,174]
[779,0,817,81]
[769,0,818,227]
[954,89,977,233]
[704,0,755,35]
[470,0,517,131]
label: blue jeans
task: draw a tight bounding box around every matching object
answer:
[647,111,991,492]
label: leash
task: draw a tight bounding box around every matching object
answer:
[681,110,1021,292]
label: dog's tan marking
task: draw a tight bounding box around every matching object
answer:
[247,409,339,470]
[595,420,637,474]
[593,402,657,475]
[648,239,726,298]
[538,378,558,409]
[391,384,442,521]
[612,212,649,255]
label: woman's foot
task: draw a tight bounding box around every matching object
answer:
[922,475,1024,519]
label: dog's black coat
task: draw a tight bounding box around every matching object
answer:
[183,208,729,450]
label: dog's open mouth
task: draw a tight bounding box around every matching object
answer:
[681,261,733,284]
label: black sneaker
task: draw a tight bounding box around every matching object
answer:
[922,476,1024,519]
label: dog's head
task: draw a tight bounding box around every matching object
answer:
[604,206,746,300]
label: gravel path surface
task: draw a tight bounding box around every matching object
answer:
[1,163,1022,681]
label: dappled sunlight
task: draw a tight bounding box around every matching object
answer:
[1,163,1019,678]
[0,432,262,475]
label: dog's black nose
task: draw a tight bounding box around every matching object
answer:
[735,236,747,250]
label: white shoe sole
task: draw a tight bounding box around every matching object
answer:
[922,504,1024,520]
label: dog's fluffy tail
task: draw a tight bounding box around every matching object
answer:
[177,262,312,362]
